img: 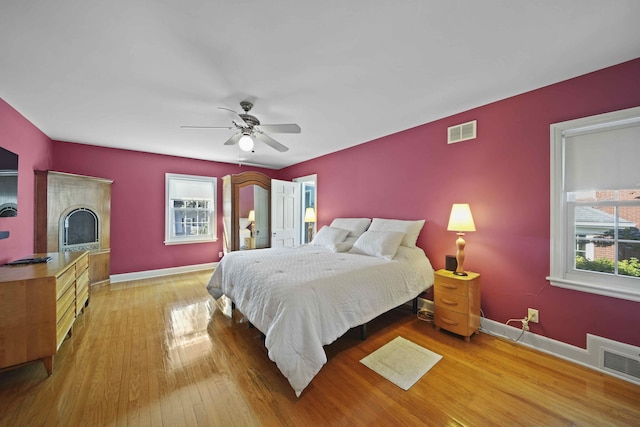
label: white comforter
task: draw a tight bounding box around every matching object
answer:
[206,245,434,396]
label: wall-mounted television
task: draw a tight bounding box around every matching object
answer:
[0,146,18,217]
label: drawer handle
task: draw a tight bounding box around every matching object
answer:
[440,283,459,289]
[440,317,459,326]
[441,298,459,306]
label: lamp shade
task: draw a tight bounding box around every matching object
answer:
[447,204,476,232]
[247,210,255,222]
[304,207,316,223]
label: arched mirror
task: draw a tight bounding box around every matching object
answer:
[223,171,271,251]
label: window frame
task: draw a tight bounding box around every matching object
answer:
[164,173,217,245]
[548,106,640,302]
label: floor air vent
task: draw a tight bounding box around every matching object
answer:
[448,120,477,144]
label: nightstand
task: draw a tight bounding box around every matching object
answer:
[244,237,255,249]
[433,269,481,342]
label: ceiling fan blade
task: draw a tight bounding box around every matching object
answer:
[181,125,234,129]
[255,132,289,152]
[257,123,301,134]
[218,107,248,127]
[224,133,242,146]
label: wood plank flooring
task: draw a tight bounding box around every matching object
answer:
[1,270,639,426]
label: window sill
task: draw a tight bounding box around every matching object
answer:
[164,237,218,246]
[547,276,640,302]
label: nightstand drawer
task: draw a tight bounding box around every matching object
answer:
[434,280,468,297]
[434,308,470,337]
[434,292,468,315]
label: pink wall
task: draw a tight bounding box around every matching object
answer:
[280,58,640,349]
[0,98,53,264]
[52,142,275,274]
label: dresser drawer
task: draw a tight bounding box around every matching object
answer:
[435,307,471,337]
[76,253,89,275]
[56,265,76,300]
[56,284,75,321]
[56,305,75,349]
[434,291,468,315]
[434,277,469,297]
[76,284,89,315]
[76,269,89,290]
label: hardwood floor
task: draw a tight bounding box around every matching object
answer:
[1,270,639,426]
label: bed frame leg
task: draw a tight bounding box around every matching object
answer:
[412,297,418,314]
[360,323,367,340]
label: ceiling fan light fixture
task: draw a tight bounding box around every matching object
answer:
[238,134,254,151]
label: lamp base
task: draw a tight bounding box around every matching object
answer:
[307,223,313,243]
[453,271,468,276]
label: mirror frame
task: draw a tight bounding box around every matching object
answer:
[230,171,271,251]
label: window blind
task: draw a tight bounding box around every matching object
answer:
[563,118,640,192]
[169,178,214,200]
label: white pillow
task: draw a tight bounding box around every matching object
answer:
[369,218,425,248]
[329,218,371,237]
[349,230,405,260]
[311,226,350,247]
[328,236,358,252]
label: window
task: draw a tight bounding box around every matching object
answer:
[549,106,640,302]
[165,173,217,245]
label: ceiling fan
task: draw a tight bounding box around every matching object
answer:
[181,101,301,152]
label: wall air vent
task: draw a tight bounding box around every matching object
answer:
[602,349,640,382]
[448,120,477,144]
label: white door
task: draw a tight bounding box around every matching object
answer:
[271,179,300,247]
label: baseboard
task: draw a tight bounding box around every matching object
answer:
[479,317,640,387]
[110,262,217,284]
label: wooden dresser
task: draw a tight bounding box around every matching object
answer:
[0,251,89,374]
[434,269,481,342]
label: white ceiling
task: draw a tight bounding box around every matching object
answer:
[1,1,639,169]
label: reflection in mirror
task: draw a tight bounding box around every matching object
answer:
[0,147,18,217]
[238,185,254,249]
[239,185,269,249]
[295,174,317,244]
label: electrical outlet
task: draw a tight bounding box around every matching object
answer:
[528,308,539,323]
[219,251,223,258]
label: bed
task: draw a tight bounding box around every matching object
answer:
[206,218,434,396]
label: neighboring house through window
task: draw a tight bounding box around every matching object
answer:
[165,173,217,245]
[549,106,640,302]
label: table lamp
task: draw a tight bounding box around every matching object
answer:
[304,207,316,242]
[447,203,476,276]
